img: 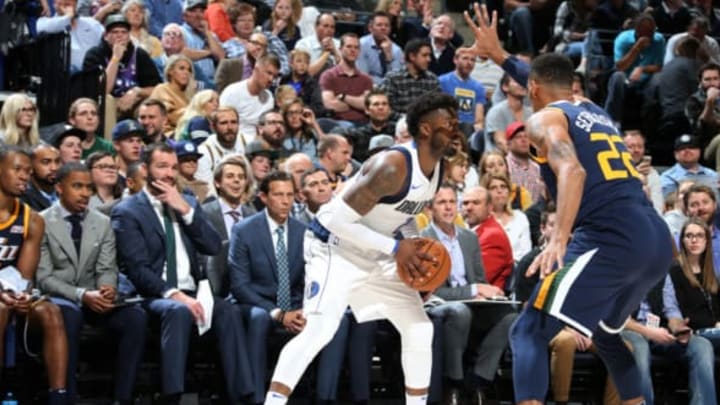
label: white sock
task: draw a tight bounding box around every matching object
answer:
[264,391,288,405]
[405,392,428,405]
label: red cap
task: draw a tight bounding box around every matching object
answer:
[505,121,525,141]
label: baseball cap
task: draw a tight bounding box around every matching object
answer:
[245,140,278,160]
[674,134,701,150]
[505,121,525,141]
[186,116,212,146]
[183,0,207,11]
[174,141,203,160]
[49,125,86,148]
[368,134,394,155]
[104,14,130,31]
[112,119,146,141]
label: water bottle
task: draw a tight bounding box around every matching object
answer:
[2,392,18,405]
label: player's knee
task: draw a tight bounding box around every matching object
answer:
[592,327,625,354]
[34,301,64,331]
[400,320,434,352]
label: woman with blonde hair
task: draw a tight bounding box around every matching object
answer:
[479,150,532,210]
[481,172,532,262]
[123,0,162,58]
[175,89,219,140]
[149,54,197,136]
[0,93,41,147]
[263,0,301,50]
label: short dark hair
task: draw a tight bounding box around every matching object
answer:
[406,92,458,140]
[127,161,144,178]
[0,145,30,164]
[675,35,701,58]
[138,98,168,116]
[57,161,89,184]
[364,88,388,109]
[689,15,710,31]
[257,53,281,70]
[698,62,720,82]
[434,181,457,202]
[404,38,430,60]
[258,109,283,125]
[228,2,256,25]
[683,184,717,209]
[85,151,114,171]
[300,167,329,188]
[370,10,391,25]
[340,32,359,47]
[529,53,574,89]
[143,142,175,166]
[259,170,294,194]
[540,201,557,227]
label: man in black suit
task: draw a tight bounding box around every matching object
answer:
[228,171,348,405]
[22,143,61,212]
[111,143,253,404]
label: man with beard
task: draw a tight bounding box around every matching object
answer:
[439,47,486,134]
[196,106,244,183]
[257,110,290,160]
[337,89,396,162]
[316,135,352,191]
[686,63,720,166]
[382,38,441,114]
[505,122,544,203]
[137,99,170,144]
[111,142,252,404]
[320,33,374,128]
[659,134,718,199]
[22,144,62,212]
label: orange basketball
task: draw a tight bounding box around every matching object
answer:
[397,238,451,292]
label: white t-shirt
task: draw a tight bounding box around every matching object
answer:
[219,80,274,145]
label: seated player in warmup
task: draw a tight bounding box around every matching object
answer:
[263,92,460,405]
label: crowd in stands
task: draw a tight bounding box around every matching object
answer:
[1,0,720,403]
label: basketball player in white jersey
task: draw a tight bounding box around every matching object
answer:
[264,92,460,405]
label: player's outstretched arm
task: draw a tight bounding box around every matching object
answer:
[526,109,586,278]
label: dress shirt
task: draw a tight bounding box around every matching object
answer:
[264,209,288,253]
[506,153,544,203]
[660,163,719,199]
[57,202,88,304]
[219,197,243,238]
[431,223,477,295]
[357,34,404,84]
[143,188,196,293]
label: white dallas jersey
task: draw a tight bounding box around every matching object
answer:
[331,142,443,238]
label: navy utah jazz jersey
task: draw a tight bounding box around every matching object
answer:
[535,100,648,226]
[0,200,30,269]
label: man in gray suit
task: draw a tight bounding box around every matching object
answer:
[36,162,147,405]
[420,183,517,405]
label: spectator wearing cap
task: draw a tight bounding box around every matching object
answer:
[196,106,244,183]
[112,119,145,179]
[439,47,486,133]
[182,116,213,146]
[22,144,62,212]
[67,98,116,160]
[367,134,394,157]
[316,134,352,191]
[174,89,219,140]
[335,89,396,162]
[484,73,532,155]
[505,122,543,204]
[181,0,225,90]
[50,125,86,164]
[660,134,720,199]
[83,14,161,122]
[137,99,170,144]
[246,140,278,185]
[145,0,183,38]
[175,141,211,201]
[37,0,105,73]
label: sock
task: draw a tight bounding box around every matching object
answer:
[47,389,67,405]
[264,391,288,405]
[405,392,428,405]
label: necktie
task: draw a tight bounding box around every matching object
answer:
[227,210,241,224]
[275,226,291,311]
[163,206,177,288]
[378,47,388,76]
[66,214,83,254]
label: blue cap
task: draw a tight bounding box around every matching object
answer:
[186,116,212,146]
[112,119,146,141]
[174,141,203,159]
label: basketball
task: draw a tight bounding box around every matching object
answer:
[397,238,451,292]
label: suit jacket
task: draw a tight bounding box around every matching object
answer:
[37,204,118,301]
[475,216,514,290]
[21,182,53,212]
[228,211,305,312]
[111,191,222,297]
[420,224,487,301]
[215,58,244,94]
[202,199,256,297]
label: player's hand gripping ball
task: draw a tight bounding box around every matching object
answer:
[397,238,451,292]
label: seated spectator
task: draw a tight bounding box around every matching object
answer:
[0,93,41,148]
[181,0,225,89]
[484,73,532,154]
[96,161,148,215]
[374,0,425,47]
[196,106,245,183]
[507,0,559,54]
[37,0,105,73]
[137,98,170,144]
[149,54,197,135]
[623,129,664,213]
[295,166,332,223]
[439,47,486,133]
[444,152,469,203]
[245,142,277,198]
[319,33,374,128]
[283,152,314,218]
[67,98,116,160]
[86,151,123,209]
[604,13,665,126]
[0,147,70,405]
[551,0,596,63]
[381,38,441,114]
[37,162,146,405]
[336,89,396,162]
[664,16,719,65]
[479,150,532,210]
[83,14,161,121]
[427,14,459,76]
[660,134,719,199]
[175,89,219,140]
[316,134,352,191]
[175,141,211,201]
[123,0,163,58]
[22,144,61,212]
[279,49,325,115]
[294,13,341,77]
[219,53,280,144]
[144,0,183,38]
[482,173,532,262]
[262,0,301,51]
[357,11,404,85]
[205,0,235,42]
[681,184,720,271]
[691,0,720,37]
[49,126,85,164]
[653,0,691,35]
[504,122,544,204]
[686,62,720,168]
[664,179,694,237]
[256,110,290,161]
[216,31,269,93]
[275,85,298,110]
[154,23,213,90]
[282,99,324,159]
[111,119,145,178]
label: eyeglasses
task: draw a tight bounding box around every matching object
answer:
[92,164,118,171]
[20,106,37,114]
[683,232,707,241]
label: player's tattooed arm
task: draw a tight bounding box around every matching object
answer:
[343,151,408,216]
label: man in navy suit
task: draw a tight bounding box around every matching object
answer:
[228,171,349,405]
[111,143,253,404]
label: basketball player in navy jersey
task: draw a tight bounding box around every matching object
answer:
[0,146,69,405]
[263,93,459,405]
[508,54,673,405]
